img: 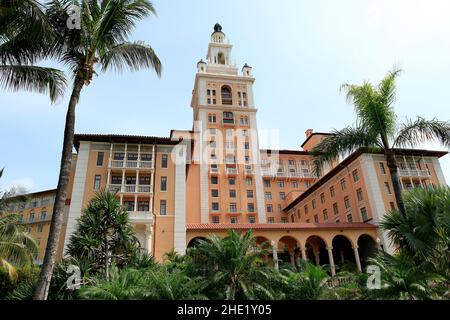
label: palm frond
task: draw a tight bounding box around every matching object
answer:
[0,64,66,102]
[100,41,161,76]
[393,117,450,149]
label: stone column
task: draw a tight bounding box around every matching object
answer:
[271,240,279,271]
[327,247,336,276]
[313,250,320,266]
[144,224,153,255]
[301,247,307,261]
[353,246,362,272]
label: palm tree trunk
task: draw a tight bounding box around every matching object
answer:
[104,233,109,281]
[385,149,406,216]
[33,76,84,300]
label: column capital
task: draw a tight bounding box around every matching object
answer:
[352,245,359,250]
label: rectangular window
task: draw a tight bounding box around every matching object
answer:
[127,153,138,161]
[265,192,272,200]
[292,181,298,188]
[208,114,216,123]
[344,196,350,209]
[36,224,43,233]
[247,190,254,198]
[346,213,353,223]
[266,204,273,212]
[323,209,328,222]
[352,169,359,182]
[211,189,219,197]
[304,205,309,215]
[281,217,288,223]
[211,177,218,184]
[277,204,282,212]
[229,190,236,198]
[314,215,319,223]
[228,178,236,185]
[341,179,347,191]
[244,142,250,150]
[356,188,363,202]
[248,216,256,224]
[97,152,104,166]
[138,201,149,211]
[360,207,368,221]
[94,175,101,190]
[279,192,286,200]
[212,202,219,211]
[380,162,386,174]
[40,211,47,220]
[212,216,220,224]
[207,89,211,95]
[160,200,167,215]
[141,153,152,161]
[124,201,134,211]
[320,193,325,204]
[161,154,168,168]
[126,176,136,185]
[245,178,252,185]
[312,199,316,209]
[230,216,238,224]
[390,202,396,210]
[330,186,335,197]
[114,152,124,160]
[229,203,237,212]
[264,180,271,188]
[267,217,275,223]
[278,181,284,188]
[333,202,339,215]
[161,176,167,191]
[385,182,392,195]
[247,203,255,212]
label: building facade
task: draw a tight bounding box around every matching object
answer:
[4,24,448,274]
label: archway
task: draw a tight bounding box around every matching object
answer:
[278,236,300,265]
[221,86,232,105]
[305,235,329,267]
[358,234,377,270]
[332,235,356,273]
[187,236,207,249]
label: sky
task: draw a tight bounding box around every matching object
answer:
[1,0,449,192]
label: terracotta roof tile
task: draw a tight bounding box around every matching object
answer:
[186,222,376,230]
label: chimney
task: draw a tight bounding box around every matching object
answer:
[305,129,313,138]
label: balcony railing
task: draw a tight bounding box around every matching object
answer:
[127,211,153,223]
[226,167,238,175]
[107,184,152,193]
[398,168,429,177]
[109,160,154,169]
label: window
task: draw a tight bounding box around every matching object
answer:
[138,201,149,211]
[279,192,286,200]
[228,178,235,185]
[94,175,101,190]
[292,181,298,188]
[111,176,122,185]
[335,218,340,223]
[212,202,219,211]
[265,192,272,200]
[141,153,152,161]
[207,89,211,95]
[247,203,255,212]
[266,204,273,212]
[97,152,104,166]
[323,209,328,222]
[221,86,232,104]
[229,190,236,198]
[356,188,363,202]
[267,217,275,223]
[114,152,124,160]
[264,180,271,188]
[223,111,234,124]
[211,177,218,184]
[390,202,396,210]
[208,114,217,123]
[126,176,136,185]
[248,216,256,224]
[360,207,368,221]
[230,216,238,224]
[304,205,309,215]
[277,204,282,212]
[37,224,43,233]
[281,217,288,223]
[240,116,249,125]
[245,178,252,185]
[124,201,134,211]
[161,176,167,191]
[247,190,254,198]
[288,160,295,165]
[344,196,350,209]
[211,189,219,197]
[139,176,150,185]
[380,162,386,174]
[341,179,347,190]
[314,215,319,223]
[161,154,168,168]
[277,181,284,188]
[229,203,237,212]
[352,169,359,182]
[128,153,138,161]
[306,181,312,188]
[212,216,220,224]
[385,182,392,195]
[40,211,47,220]
[312,199,316,209]
[330,186,335,197]
[333,203,339,215]
[244,142,250,150]
[346,213,353,223]
[160,200,167,215]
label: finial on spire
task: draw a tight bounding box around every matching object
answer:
[213,23,222,32]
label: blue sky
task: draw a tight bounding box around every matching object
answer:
[1,0,449,192]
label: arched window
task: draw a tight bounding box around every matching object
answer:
[217,52,225,64]
[221,86,232,105]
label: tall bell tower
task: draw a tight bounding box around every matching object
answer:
[191,23,266,224]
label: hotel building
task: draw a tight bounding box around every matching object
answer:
[4,24,448,274]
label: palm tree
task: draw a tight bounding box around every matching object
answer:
[0,168,38,281]
[65,190,140,279]
[0,0,66,101]
[34,0,162,300]
[188,230,274,300]
[311,68,450,215]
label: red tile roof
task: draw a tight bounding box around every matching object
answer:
[186,222,376,230]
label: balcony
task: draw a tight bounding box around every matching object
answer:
[398,168,430,177]
[226,167,238,175]
[109,160,153,169]
[127,211,153,224]
[244,167,254,176]
[209,167,219,176]
[107,184,152,194]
